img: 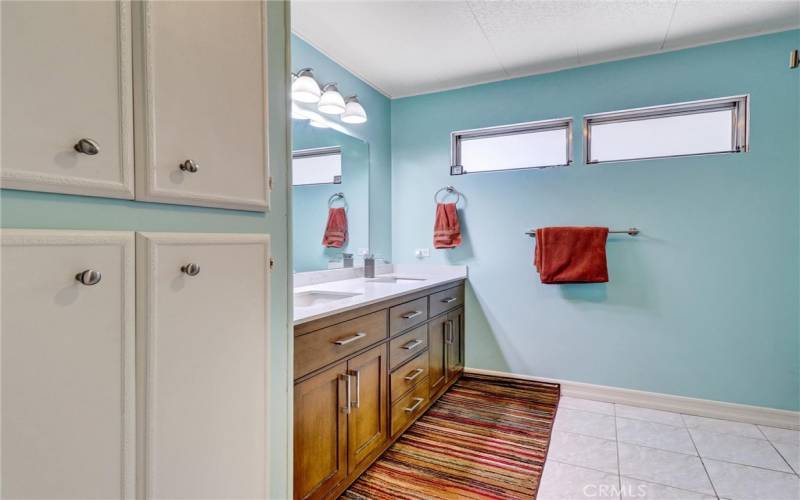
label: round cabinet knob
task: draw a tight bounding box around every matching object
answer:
[179,159,199,173]
[75,269,102,286]
[74,138,100,155]
[181,263,200,276]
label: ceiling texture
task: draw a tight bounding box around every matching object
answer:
[292,0,800,98]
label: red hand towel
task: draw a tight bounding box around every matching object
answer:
[433,203,462,249]
[534,227,609,284]
[322,207,348,248]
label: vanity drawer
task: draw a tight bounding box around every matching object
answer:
[429,284,464,318]
[391,378,429,436]
[389,297,428,336]
[295,310,388,379]
[391,352,429,402]
[389,325,428,370]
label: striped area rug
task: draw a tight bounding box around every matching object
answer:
[341,374,560,499]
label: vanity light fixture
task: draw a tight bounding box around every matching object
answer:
[291,68,322,103]
[318,83,346,115]
[341,95,368,124]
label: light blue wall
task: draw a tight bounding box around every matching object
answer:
[292,35,392,261]
[391,30,800,411]
[292,124,369,271]
[0,2,293,496]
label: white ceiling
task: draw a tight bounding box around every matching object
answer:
[291,0,800,98]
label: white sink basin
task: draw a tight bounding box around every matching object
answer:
[294,290,362,307]
[366,276,427,284]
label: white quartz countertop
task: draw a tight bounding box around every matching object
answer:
[293,264,467,325]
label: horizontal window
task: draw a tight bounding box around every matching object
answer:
[292,147,342,186]
[450,118,572,175]
[584,95,749,164]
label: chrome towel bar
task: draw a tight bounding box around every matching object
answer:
[525,228,640,237]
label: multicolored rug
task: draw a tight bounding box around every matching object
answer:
[341,373,560,499]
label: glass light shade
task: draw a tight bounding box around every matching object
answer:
[291,103,309,120]
[341,97,367,124]
[291,70,321,103]
[317,84,346,115]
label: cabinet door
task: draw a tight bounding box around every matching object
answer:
[1,230,135,499]
[137,233,270,500]
[428,313,448,394]
[347,344,388,474]
[446,307,465,381]
[135,1,269,211]
[294,363,348,500]
[1,1,134,198]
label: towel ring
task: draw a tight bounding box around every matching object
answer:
[434,186,461,205]
[328,192,348,210]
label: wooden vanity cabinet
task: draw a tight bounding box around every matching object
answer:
[294,281,466,499]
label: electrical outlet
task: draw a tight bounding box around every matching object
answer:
[415,248,430,258]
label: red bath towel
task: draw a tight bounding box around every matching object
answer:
[322,207,348,248]
[434,203,462,249]
[534,227,609,284]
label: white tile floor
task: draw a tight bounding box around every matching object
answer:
[538,396,800,500]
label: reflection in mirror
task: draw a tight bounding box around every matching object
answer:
[292,121,369,272]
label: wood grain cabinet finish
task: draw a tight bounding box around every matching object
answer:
[389,297,428,336]
[134,0,269,211]
[429,284,464,318]
[294,280,465,499]
[137,233,270,500]
[1,230,135,499]
[295,310,388,379]
[1,1,135,199]
[347,345,389,474]
[294,362,348,500]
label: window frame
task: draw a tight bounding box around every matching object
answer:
[583,95,750,165]
[291,146,343,186]
[450,117,574,175]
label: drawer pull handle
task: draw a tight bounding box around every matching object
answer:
[74,138,99,155]
[333,332,366,345]
[404,397,424,413]
[181,263,200,276]
[404,368,424,381]
[342,373,351,415]
[75,269,102,286]
[402,339,423,350]
[401,310,422,319]
[180,159,199,173]
[441,297,457,304]
[348,369,360,408]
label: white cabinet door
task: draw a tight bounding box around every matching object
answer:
[135,1,269,211]
[136,233,270,499]
[1,2,134,199]
[1,229,135,499]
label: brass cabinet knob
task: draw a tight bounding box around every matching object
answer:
[179,159,199,173]
[181,263,200,276]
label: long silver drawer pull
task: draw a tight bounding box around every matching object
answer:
[401,310,422,319]
[404,397,424,413]
[333,332,366,345]
[180,159,199,173]
[348,369,361,408]
[181,263,200,276]
[74,138,99,155]
[441,297,457,304]
[446,320,453,344]
[404,368,424,381]
[342,373,351,415]
[402,339,423,350]
[75,269,102,286]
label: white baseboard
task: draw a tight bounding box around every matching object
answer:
[465,367,800,430]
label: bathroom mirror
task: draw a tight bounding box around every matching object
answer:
[292,121,369,272]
